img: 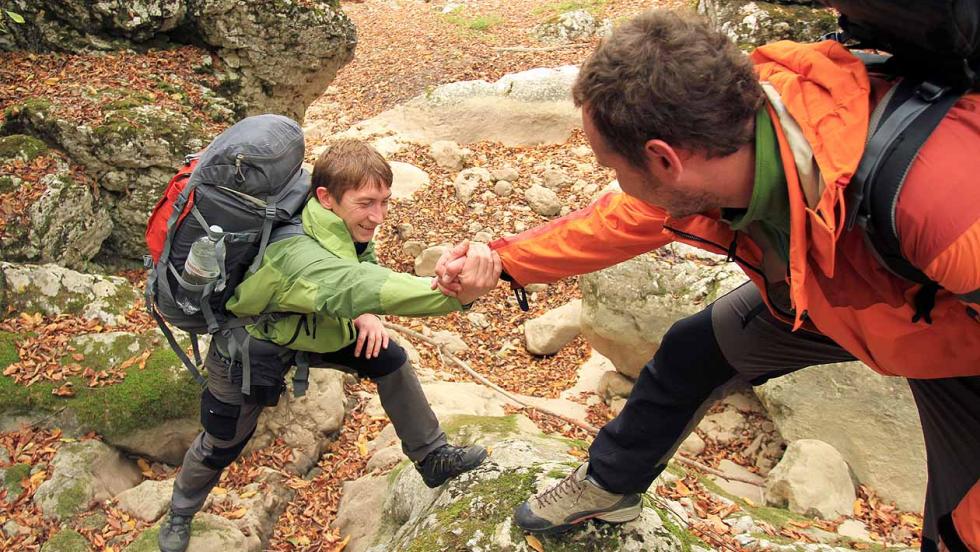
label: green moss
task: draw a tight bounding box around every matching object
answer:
[3,97,53,123]
[41,528,90,552]
[125,519,209,552]
[654,504,707,552]
[443,12,504,32]
[56,480,88,518]
[443,414,519,439]
[0,175,21,193]
[68,348,199,439]
[405,468,541,552]
[532,0,606,17]
[0,333,198,439]
[0,134,48,161]
[93,105,205,157]
[4,462,30,496]
[699,475,810,529]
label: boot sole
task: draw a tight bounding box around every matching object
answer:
[520,502,643,535]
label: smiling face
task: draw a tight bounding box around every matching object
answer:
[316,180,391,242]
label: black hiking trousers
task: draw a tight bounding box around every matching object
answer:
[586,282,980,550]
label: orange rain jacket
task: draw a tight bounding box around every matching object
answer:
[489,41,980,547]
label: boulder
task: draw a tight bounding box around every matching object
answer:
[40,528,91,552]
[0,262,139,325]
[492,180,513,197]
[337,66,581,146]
[579,244,747,378]
[541,166,570,190]
[349,419,684,552]
[414,245,448,277]
[34,440,142,520]
[125,512,255,552]
[697,0,838,50]
[2,1,356,122]
[698,409,745,445]
[332,475,390,552]
[453,167,492,204]
[532,9,610,44]
[597,370,635,400]
[114,479,174,523]
[430,330,468,355]
[524,299,581,355]
[755,361,926,511]
[525,184,561,216]
[764,439,856,519]
[247,369,348,474]
[389,161,430,200]
[429,140,467,170]
[491,165,519,183]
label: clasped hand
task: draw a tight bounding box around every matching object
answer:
[430,241,501,305]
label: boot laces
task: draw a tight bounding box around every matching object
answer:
[429,445,466,473]
[165,513,192,536]
[534,470,585,508]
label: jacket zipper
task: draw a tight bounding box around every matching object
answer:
[663,224,797,321]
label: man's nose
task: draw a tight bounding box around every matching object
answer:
[368,205,385,223]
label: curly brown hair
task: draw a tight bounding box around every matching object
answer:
[573,9,763,167]
[311,140,393,201]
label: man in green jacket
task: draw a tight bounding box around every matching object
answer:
[159,140,500,552]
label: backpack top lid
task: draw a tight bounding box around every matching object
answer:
[190,114,308,201]
[819,0,980,85]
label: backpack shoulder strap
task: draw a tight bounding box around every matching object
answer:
[847,76,965,323]
[269,217,306,244]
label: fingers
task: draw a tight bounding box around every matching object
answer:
[435,241,469,285]
[368,332,378,359]
[354,330,366,358]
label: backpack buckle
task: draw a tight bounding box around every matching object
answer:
[265,206,277,219]
[915,81,947,102]
[143,254,153,269]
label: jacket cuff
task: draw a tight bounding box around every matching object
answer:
[939,512,972,552]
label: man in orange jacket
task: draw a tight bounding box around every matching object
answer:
[437,9,979,551]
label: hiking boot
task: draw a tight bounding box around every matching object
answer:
[514,463,642,534]
[415,443,488,488]
[158,510,194,552]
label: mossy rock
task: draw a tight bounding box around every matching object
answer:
[2,98,54,135]
[0,134,48,162]
[2,462,30,497]
[699,0,838,50]
[40,528,91,552]
[124,515,244,552]
[0,330,199,440]
[93,104,206,159]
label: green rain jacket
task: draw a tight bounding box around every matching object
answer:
[226,199,463,352]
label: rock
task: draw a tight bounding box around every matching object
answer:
[431,330,467,354]
[473,231,493,243]
[41,528,91,552]
[395,223,414,240]
[351,426,684,551]
[430,140,467,170]
[525,184,561,216]
[221,469,295,549]
[541,166,570,190]
[579,246,747,378]
[125,512,254,552]
[524,299,581,355]
[610,397,627,416]
[755,361,926,511]
[188,1,356,121]
[526,283,549,294]
[114,479,174,523]
[34,440,142,520]
[389,161,430,200]
[0,134,48,162]
[491,166,519,182]
[492,180,513,197]
[110,417,201,467]
[837,519,872,542]
[3,519,29,537]
[415,245,449,277]
[466,312,491,329]
[708,459,765,504]
[365,446,406,473]
[332,475,390,552]
[247,370,347,474]
[533,9,602,43]
[679,432,706,456]
[0,262,139,325]
[698,0,838,50]
[597,370,635,400]
[571,145,593,157]
[699,409,745,444]
[453,167,492,204]
[721,388,764,413]
[336,66,581,146]
[764,439,856,519]
[403,240,425,258]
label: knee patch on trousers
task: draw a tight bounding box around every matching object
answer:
[202,429,255,470]
[200,389,241,441]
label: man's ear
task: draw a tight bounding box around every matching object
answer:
[643,139,685,185]
[315,187,335,210]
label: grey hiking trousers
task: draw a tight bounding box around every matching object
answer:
[587,282,979,549]
[170,338,446,516]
